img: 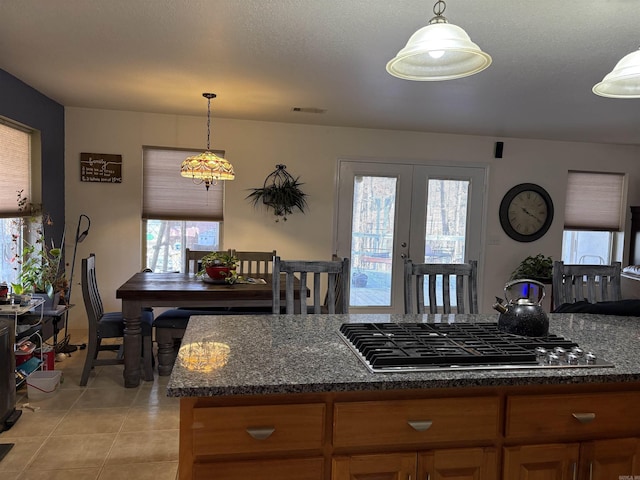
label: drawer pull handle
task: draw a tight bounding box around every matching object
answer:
[246,427,275,440]
[407,420,433,432]
[572,412,596,424]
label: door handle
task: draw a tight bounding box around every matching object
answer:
[246,427,275,440]
[407,420,432,431]
[572,412,596,424]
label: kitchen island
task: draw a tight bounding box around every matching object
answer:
[168,313,640,480]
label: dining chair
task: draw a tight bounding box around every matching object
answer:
[272,256,350,314]
[552,261,622,307]
[404,259,479,314]
[80,254,154,386]
[233,250,276,275]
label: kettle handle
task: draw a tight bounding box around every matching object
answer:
[503,278,546,302]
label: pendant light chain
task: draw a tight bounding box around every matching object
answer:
[203,92,216,151]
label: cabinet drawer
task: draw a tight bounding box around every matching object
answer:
[333,396,499,448]
[192,403,325,456]
[193,457,324,480]
[506,391,640,439]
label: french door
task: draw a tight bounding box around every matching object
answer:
[335,160,487,313]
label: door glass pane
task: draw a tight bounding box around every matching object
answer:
[350,176,396,307]
[424,179,470,307]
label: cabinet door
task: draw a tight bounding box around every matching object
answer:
[332,453,416,480]
[580,437,640,479]
[192,457,324,480]
[503,443,580,480]
[419,447,497,480]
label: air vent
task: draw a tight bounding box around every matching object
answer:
[291,107,326,114]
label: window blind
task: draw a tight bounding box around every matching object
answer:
[142,146,225,221]
[564,171,624,231]
[0,120,31,217]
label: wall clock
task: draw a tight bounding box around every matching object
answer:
[499,183,554,242]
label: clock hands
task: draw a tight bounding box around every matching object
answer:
[521,207,540,220]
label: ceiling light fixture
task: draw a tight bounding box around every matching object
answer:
[386,0,492,81]
[593,47,640,98]
[181,93,234,190]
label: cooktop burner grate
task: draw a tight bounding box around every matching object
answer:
[338,322,613,373]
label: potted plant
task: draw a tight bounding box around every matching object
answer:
[200,251,239,284]
[246,164,308,222]
[510,254,553,283]
[9,191,67,306]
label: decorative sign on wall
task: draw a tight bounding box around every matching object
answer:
[80,153,123,183]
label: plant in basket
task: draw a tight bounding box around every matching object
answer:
[199,251,239,284]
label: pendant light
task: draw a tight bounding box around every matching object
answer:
[386,0,492,81]
[181,93,234,190]
[593,47,640,98]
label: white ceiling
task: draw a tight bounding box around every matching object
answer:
[2,0,640,145]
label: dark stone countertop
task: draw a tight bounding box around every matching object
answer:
[166,313,640,397]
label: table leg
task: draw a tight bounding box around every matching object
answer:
[122,301,142,388]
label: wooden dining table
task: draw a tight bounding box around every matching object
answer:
[116,271,300,388]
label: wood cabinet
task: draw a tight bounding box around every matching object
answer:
[504,438,640,479]
[332,452,416,480]
[185,402,325,480]
[179,385,640,480]
[332,448,497,480]
[333,397,499,448]
[504,392,640,479]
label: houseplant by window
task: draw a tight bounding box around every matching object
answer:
[246,164,308,222]
[10,191,67,305]
[199,251,239,284]
[510,254,553,283]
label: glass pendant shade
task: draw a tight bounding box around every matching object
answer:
[593,48,640,98]
[180,151,235,186]
[386,22,492,81]
[180,92,234,189]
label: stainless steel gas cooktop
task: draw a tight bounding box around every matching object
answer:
[338,322,614,373]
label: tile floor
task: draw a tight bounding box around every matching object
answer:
[0,330,180,480]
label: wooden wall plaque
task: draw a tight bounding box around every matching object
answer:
[80,152,122,183]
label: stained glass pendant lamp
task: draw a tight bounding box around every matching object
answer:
[181,93,235,190]
[593,47,640,98]
[386,0,492,81]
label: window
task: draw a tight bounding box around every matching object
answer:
[0,118,32,286]
[561,171,625,264]
[142,146,225,273]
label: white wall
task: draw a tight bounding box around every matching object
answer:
[64,107,640,328]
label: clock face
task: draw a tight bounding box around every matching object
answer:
[499,184,554,242]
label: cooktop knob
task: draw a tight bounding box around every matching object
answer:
[571,347,584,358]
[554,347,567,359]
[535,347,547,360]
[566,353,579,365]
[585,352,597,364]
[547,353,560,365]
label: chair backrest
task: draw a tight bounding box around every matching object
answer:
[233,250,276,275]
[184,248,230,274]
[552,261,622,306]
[82,254,104,332]
[404,259,479,314]
[272,256,350,314]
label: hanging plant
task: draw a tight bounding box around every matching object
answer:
[246,164,308,222]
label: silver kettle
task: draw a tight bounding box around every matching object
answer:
[492,279,549,337]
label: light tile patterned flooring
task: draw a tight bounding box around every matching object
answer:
[0,330,179,480]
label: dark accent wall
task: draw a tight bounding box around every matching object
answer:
[0,69,65,250]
